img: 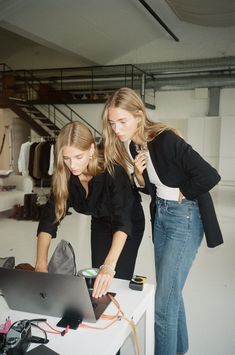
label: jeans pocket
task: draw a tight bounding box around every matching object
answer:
[165,201,192,235]
[166,202,189,218]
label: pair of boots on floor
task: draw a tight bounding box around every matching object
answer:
[9,193,42,221]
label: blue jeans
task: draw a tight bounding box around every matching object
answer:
[154,197,203,355]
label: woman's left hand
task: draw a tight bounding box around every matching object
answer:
[92,266,115,298]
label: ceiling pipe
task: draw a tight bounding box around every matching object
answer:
[137,56,235,74]
[137,56,235,90]
[137,0,179,42]
[146,74,235,91]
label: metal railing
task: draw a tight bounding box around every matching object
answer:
[0,63,102,137]
[0,63,155,106]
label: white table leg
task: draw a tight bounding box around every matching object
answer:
[144,286,155,355]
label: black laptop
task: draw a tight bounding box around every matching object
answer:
[0,267,115,324]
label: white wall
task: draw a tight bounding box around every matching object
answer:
[219,89,235,185]
[155,89,210,142]
[187,116,221,170]
[152,88,235,183]
[69,103,104,133]
[155,90,209,120]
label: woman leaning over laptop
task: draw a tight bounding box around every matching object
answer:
[35,121,145,299]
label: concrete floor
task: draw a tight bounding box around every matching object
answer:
[0,184,234,355]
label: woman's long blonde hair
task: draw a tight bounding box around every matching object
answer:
[53,121,104,222]
[102,87,178,175]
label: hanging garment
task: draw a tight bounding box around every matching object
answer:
[48,143,54,176]
[33,142,45,179]
[18,141,32,176]
[28,142,38,178]
[39,141,52,179]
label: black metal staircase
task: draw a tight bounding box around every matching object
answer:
[0,96,52,136]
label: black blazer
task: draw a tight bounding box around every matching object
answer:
[37,165,141,239]
[130,130,223,248]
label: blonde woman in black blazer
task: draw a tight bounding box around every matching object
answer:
[102,87,223,355]
[36,121,145,299]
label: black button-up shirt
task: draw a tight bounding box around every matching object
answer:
[37,165,140,239]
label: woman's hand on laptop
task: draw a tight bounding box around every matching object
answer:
[92,264,115,298]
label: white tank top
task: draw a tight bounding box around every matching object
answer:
[146,151,181,201]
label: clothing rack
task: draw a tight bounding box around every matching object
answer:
[22,136,54,196]
[28,135,56,143]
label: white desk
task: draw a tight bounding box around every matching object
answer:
[0,279,155,355]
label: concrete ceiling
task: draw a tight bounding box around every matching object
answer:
[166,0,235,27]
[0,0,235,67]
